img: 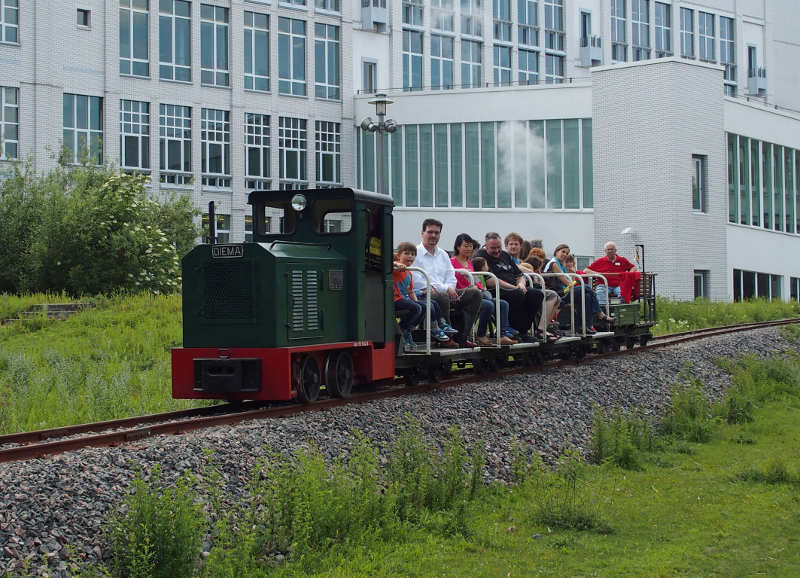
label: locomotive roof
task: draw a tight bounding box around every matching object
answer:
[247,187,394,208]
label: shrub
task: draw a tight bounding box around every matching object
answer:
[0,162,198,295]
[589,406,657,469]
[106,467,203,578]
[658,380,714,443]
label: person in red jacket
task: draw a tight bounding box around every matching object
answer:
[584,241,638,305]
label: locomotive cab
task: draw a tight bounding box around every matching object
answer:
[172,188,396,401]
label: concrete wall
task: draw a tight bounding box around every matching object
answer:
[592,58,728,300]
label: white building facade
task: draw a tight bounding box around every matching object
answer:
[0,0,799,300]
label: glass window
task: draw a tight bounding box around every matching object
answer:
[544,53,563,84]
[363,61,377,93]
[391,129,403,205]
[785,148,795,234]
[402,0,423,26]
[480,122,495,208]
[245,112,270,191]
[693,270,708,299]
[518,0,538,46]
[402,29,423,91]
[796,149,800,234]
[244,11,269,92]
[404,125,419,206]
[77,8,91,27]
[278,18,307,96]
[120,99,150,171]
[434,124,449,207]
[159,103,192,185]
[245,215,253,242]
[279,116,307,189]
[63,93,103,164]
[315,0,340,12]
[720,16,736,91]
[431,35,454,90]
[362,129,374,191]
[774,145,783,231]
[315,121,341,186]
[519,49,538,86]
[529,120,544,208]
[698,11,715,62]
[738,135,750,225]
[159,0,191,81]
[727,133,737,223]
[201,108,230,187]
[751,139,760,226]
[315,23,340,99]
[544,0,564,51]
[461,39,482,88]
[281,0,306,8]
[450,124,463,207]
[465,123,479,207]
[631,0,650,61]
[201,4,229,86]
[202,213,230,244]
[0,86,19,159]
[655,2,671,57]
[546,119,561,208]
[611,0,626,62]
[420,124,433,207]
[582,119,593,208]
[120,0,149,77]
[0,0,19,44]
[493,0,511,42]
[564,119,579,208]
[431,0,454,32]
[692,154,706,212]
[460,0,482,37]
[493,45,511,87]
[762,142,772,228]
[680,7,694,59]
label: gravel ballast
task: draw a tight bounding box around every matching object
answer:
[0,327,796,575]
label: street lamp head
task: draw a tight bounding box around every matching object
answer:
[383,119,397,133]
[360,117,377,132]
[368,93,393,117]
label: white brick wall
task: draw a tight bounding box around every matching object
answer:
[592,58,728,300]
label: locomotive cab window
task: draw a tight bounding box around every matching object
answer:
[254,200,295,236]
[314,198,353,234]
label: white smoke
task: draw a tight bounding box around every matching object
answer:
[496,121,546,208]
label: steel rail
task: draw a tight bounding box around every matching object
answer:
[1,317,798,464]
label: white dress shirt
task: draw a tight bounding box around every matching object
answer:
[411,243,457,292]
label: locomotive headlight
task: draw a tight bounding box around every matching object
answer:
[291,194,307,212]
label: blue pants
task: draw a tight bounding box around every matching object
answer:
[595,284,621,306]
[394,298,425,331]
[562,285,601,325]
[476,293,511,337]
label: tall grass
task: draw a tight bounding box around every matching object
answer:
[0,291,79,320]
[0,293,209,435]
[652,297,800,336]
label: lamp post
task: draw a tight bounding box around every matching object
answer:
[360,93,397,196]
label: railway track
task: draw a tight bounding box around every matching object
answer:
[2,318,798,464]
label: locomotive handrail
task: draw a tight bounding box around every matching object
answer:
[455,268,502,348]
[269,240,333,250]
[521,272,547,343]
[398,266,432,354]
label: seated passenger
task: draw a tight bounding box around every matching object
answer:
[470,256,518,345]
[583,241,638,306]
[523,256,560,341]
[475,232,544,341]
[504,232,525,264]
[544,244,609,334]
[393,242,453,349]
[411,219,480,348]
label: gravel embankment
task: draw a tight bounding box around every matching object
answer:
[1,327,795,575]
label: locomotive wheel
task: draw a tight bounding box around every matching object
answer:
[325,352,354,398]
[639,335,651,347]
[294,356,321,403]
[625,336,636,350]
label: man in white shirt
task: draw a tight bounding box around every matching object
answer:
[412,218,481,347]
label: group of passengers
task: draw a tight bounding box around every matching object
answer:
[393,218,638,351]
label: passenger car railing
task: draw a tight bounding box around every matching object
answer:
[396,266,432,354]
[521,272,547,343]
[455,268,503,347]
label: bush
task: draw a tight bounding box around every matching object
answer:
[0,162,198,295]
[589,407,657,469]
[106,467,203,578]
[658,380,714,443]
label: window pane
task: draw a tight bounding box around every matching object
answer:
[564,119,579,208]
[465,123,479,207]
[546,120,562,208]
[419,124,433,207]
[434,124,449,207]
[404,125,418,206]
[391,130,403,205]
[480,122,495,208]
[582,119,593,208]
[450,124,462,207]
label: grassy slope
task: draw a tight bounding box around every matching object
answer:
[283,384,800,576]
[0,294,209,435]
[652,297,800,335]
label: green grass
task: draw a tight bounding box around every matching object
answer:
[0,293,210,435]
[0,291,80,321]
[652,297,800,335]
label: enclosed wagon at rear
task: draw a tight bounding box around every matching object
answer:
[172,188,396,402]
